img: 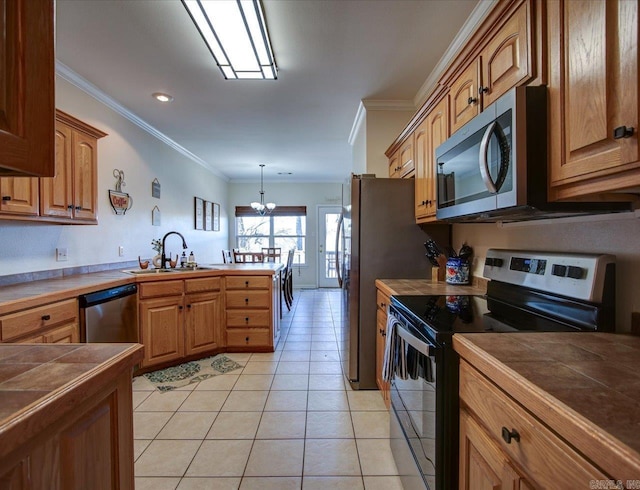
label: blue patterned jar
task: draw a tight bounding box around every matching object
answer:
[445,257,470,285]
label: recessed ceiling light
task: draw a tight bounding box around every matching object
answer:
[152,92,174,102]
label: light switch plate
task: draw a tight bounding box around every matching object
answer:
[56,247,68,262]
[118,246,124,257]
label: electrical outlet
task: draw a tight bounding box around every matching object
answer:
[118,246,124,257]
[56,247,68,262]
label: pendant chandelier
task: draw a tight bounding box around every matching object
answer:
[250,164,276,215]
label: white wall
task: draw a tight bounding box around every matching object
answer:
[0,78,229,277]
[228,182,342,288]
[452,214,640,332]
[365,109,415,176]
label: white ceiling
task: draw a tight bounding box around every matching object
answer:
[56,0,482,183]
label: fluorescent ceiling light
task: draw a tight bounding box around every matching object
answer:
[183,0,278,80]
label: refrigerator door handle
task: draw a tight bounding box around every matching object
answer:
[335,211,344,287]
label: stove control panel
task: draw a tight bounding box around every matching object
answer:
[483,249,615,302]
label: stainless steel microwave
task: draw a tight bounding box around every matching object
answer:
[435,86,629,222]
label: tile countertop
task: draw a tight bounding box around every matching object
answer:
[0,263,283,316]
[454,332,640,480]
[375,278,487,297]
[0,343,143,460]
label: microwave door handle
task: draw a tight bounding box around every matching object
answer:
[479,121,498,193]
[335,212,344,287]
[395,322,435,357]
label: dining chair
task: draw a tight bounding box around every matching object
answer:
[233,250,264,263]
[261,247,282,263]
[222,249,233,263]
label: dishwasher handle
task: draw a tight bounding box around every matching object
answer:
[79,283,138,308]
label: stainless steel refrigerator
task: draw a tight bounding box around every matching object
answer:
[335,175,450,389]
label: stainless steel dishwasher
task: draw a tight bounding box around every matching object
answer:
[79,283,138,342]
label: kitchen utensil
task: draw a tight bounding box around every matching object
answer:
[424,240,443,266]
[459,243,473,260]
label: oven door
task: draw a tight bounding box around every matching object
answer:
[390,318,440,490]
[435,89,516,221]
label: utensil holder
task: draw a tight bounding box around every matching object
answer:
[446,257,470,285]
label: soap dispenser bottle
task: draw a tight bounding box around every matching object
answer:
[188,251,195,265]
[180,252,187,268]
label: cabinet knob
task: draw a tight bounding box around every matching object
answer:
[245,280,249,286]
[187,304,192,308]
[613,126,635,139]
[380,329,386,337]
[245,298,249,304]
[380,302,386,308]
[467,97,478,105]
[67,205,74,210]
[501,427,520,444]
[245,317,249,323]
[245,336,250,342]
[41,314,51,321]
[75,206,83,211]
[178,305,183,310]
[1,196,10,201]
[478,86,489,95]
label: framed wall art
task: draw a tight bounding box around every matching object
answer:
[194,197,204,230]
[213,202,220,231]
[204,201,213,231]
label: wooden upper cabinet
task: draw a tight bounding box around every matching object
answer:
[388,150,401,178]
[479,0,532,107]
[0,0,55,176]
[415,97,449,222]
[548,0,639,199]
[398,136,415,178]
[449,0,533,135]
[41,111,106,222]
[0,177,39,215]
[449,61,480,134]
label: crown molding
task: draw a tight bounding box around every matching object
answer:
[55,60,228,181]
[414,0,498,107]
[348,99,415,146]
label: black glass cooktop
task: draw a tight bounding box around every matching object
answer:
[390,294,584,343]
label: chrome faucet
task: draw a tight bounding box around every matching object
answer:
[161,231,188,268]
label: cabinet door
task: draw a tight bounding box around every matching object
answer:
[548,0,638,195]
[459,410,528,490]
[426,98,449,217]
[72,131,98,220]
[140,296,184,367]
[450,61,480,134]
[398,136,415,178]
[480,0,532,107]
[388,150,400,178]
[0,0,55,176]
[0,177,39,215]
[41,121,73,218]
[44,323,79,343]
[185,292,221,356]
[414,122,429,218]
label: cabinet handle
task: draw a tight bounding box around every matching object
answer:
[380,329,386,337]
[478,86,489,95]
[380,302,386,308]
[501,427,520,444]
[41,314,51,321]
[67,205,74,210]
[75,206,83,211]
[613,126,635,139]
[178,305,183,310]
[467,97,478,105]
[1,196,10,201]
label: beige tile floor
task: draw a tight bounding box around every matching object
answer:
[132,289,402,490]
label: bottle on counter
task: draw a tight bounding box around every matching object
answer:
[180,251,187,268]
[188,251,195,265]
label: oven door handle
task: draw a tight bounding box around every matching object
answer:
[395,321,436,357]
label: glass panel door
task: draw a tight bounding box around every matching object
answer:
[318,206,341,288]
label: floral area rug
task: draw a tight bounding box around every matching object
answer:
[144,355,242,392]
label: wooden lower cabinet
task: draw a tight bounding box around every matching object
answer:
[375,288,390,406]
[0,356,138,490]
[139,278,221,368]
[225,275,276,351]
[0,298,79,344]
[458,360,609,488]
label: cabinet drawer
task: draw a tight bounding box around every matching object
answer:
[459,361,608,487]
[376,290,390,311]
[225,276,270,290]
[0,299,78,341]
[185,276,220,294]
[226,310,270,328]
[225,290,270,309]
[226,328,270,347]
[139,280,184,299]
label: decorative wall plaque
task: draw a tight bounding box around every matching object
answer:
[109,169,133,215]
[194,197,204,230]
[152,178,161,198]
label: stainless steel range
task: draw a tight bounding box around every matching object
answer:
[387,249,616,490]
